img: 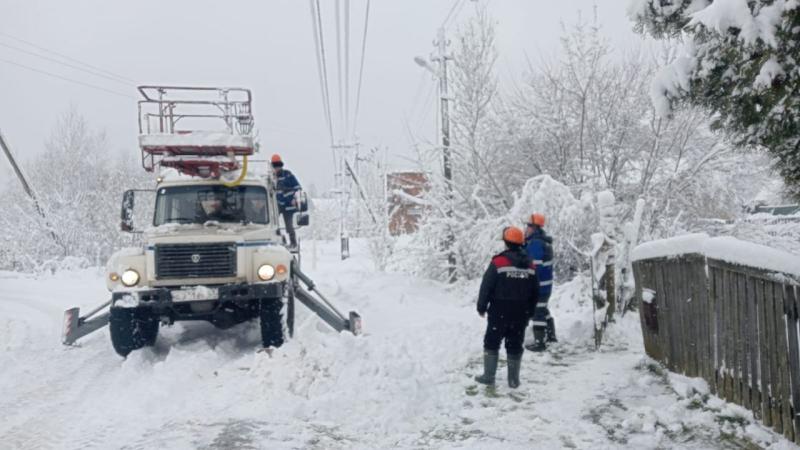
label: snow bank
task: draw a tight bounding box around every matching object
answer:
[632,234,800,277]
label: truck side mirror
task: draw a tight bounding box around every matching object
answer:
[296,213,310,227]
[121,190,135,232]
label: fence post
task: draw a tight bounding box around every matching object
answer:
[785,284,800,444]
[757,278,773,427]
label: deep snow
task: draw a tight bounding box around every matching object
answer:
[0,240,795,449]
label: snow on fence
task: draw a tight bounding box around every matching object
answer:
[632,235,800,444]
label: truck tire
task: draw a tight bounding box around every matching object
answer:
[259,297,284,348]
[109,307,159,357]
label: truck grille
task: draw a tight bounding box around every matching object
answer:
[155,243,237,279]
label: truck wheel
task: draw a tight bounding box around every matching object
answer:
[109,307,159,357]
[259,297,284,348]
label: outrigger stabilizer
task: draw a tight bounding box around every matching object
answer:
[291,262,362,335]
[62,268,362,346]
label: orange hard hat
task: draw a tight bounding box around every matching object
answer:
[529,213,545,227]
[271,154,283,164]
[502,226,525,246]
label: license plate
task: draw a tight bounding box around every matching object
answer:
[172,286,219,302]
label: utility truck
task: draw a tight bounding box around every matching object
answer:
[62,86,361,356]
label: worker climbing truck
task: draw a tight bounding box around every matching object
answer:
[61,86,361,356]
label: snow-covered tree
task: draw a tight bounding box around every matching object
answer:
[0,109,150,271]
[450,5,509,214]
[398,5,787,283]
[629,0,800,198]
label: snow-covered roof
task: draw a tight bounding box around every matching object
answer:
[703,237,800,278]
[631,233,709,261]
[139,131,254,149]
[632,234,800,277]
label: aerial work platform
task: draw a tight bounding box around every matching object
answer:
[137,86,255,178]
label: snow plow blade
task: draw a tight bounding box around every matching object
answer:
[62,301,111,345]
[292,263,362,335]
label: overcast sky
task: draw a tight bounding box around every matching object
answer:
[0,0,639,191]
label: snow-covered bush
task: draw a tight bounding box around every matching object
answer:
[391,175,599,281]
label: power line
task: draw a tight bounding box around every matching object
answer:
[344,0,351,138]
[316,0,335,146]
[0,41,133,87]
[0,58,134,99]
[0,31,135,84]
[351,0,370,138]
[441,0,465,29]
[335,0,345,137]
[309,0,335,146]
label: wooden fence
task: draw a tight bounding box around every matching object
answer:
[633,254,800,443]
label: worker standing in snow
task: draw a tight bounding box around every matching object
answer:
[525,213,556,352]
[270,154,302,249]
[475,226,540,389]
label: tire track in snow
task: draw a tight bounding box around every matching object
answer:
[0,280,122,449]
[1,346,119,450]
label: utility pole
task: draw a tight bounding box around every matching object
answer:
[432,27,456,282]
[333,141,359,260]
[0,130,65,254]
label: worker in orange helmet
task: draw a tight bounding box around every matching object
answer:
[270,154,302,249]
[525,213,555,352]
[475,226,540,389]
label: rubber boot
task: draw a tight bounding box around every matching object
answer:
[546,318,558,343]
[507,353,522,389]
[474,350,498,385]
[525,327,547,352]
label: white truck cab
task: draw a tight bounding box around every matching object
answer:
[61,85,358,357]
[106,175,298,356]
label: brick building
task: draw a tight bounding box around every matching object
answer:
[386,172,429,236]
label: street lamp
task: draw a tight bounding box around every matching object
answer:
[414,56,437,76]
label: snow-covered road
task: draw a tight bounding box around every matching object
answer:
[0,241,793,449]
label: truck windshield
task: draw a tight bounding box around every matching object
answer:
[154,185,269,226]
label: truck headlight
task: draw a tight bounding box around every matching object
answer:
[258,264,276,281]
[121,269,140,287]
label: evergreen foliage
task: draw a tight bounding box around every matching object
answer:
[630,0,800,197]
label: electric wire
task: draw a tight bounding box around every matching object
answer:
[0,58,134,99]
[441,0,465,29]
[316,0,335,143]
[351,0,370,138]
[344,0,351,138]
[0,31,136,84]
[309,0,335,146]
[334,0,345,137]
[0,41,133,87]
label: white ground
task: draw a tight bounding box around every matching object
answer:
[0,240,795,449]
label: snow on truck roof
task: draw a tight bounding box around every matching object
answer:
[156,167,270,186]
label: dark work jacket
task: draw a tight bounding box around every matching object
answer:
[275,169,301,212]
[525,228,554,298]
[477,248,540,320]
